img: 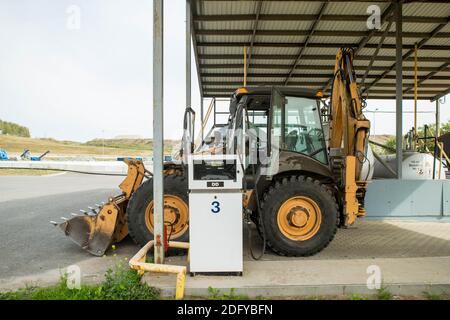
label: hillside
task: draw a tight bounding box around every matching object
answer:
[0,135,178,157]
[85,138,179,151]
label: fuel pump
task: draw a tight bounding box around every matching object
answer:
[188,154,243,275]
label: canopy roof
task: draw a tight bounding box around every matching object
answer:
[191,0,450,100]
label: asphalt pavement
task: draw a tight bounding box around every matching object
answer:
[0,173,139,284]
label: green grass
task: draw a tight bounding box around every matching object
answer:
[0,264,160,300]
[349,293,368,300]
[377,286,393,300]
[206,287,250,300]
[423,291,443,300]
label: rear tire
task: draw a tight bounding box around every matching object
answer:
[260,176,338,256]
[126,174,189,251]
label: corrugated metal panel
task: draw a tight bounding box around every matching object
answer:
[316,20,368,31]
[308,36,364,44]
[251,47,299,55]
[257,20,312,31]
[421,50,450,58]
[248,68,295,75]
[197,35,250,43]
[403,61,443,68]
[199,21,254,30]
[423,79,450,85]
[200,58,244,65]
[403,70,442,76]
[426,38,450,46]
[294,69,334,75]
[261,1,323,15]
[201,46,247,55]
[441,24,450,33]
[325,1,390,15]
[403,2,450,17]
[193,1,450,99]
[201,68,243,74]
[403,22,442,34]
[368,36,422,46]
[202,1,255,15]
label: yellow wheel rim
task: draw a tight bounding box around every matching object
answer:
[145,195,189,240]
[277,196,322,241]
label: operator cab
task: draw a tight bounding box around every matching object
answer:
[230,87,328,166]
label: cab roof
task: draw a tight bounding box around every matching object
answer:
[236,87,320,99]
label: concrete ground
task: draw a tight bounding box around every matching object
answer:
[0,172,449,297]
[144,221,450,297]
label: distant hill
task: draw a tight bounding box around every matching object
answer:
[85,138,179,152]
[114,135,144,139]
[0,119,30,137]
[0,135,178,156]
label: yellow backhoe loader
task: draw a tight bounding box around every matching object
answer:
[53,48,371,257]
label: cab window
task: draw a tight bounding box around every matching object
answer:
[272,95,327,164]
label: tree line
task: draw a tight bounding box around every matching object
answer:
[0,119,31,137]
[384,119,450,152]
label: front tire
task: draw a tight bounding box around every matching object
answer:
[126,174,189,248]
[260,176,339,256]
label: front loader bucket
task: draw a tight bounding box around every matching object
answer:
[51,159,147,256]
[55,200,128,256]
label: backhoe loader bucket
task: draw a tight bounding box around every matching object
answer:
[51,160,148,256]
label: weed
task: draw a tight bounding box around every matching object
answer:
[377,286,393,300]
[349,293,368,300]
[423,291,442,300]
[207,287,249,300]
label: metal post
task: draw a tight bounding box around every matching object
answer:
[214,98,217,127]
[244,46,247,87]
[186,0,191,110]
[201,97,204,140]
[153,0,165,263]
[395,1,403,179]
[436,99,440,139]
[433,99,440,179]
[414,43,418,137]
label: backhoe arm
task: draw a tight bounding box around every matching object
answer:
[329,48,371,226]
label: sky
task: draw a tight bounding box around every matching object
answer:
[0,0,448,142]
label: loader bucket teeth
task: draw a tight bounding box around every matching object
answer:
[88,206,98,214]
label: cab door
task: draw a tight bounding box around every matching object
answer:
[268,88,285,156]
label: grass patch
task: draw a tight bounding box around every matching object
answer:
[377,286,393,300]
[349,293,369,300]
[0,169,62,176]
[206,287,250,300]
[0,264,160,300]
[423,291,443,300]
